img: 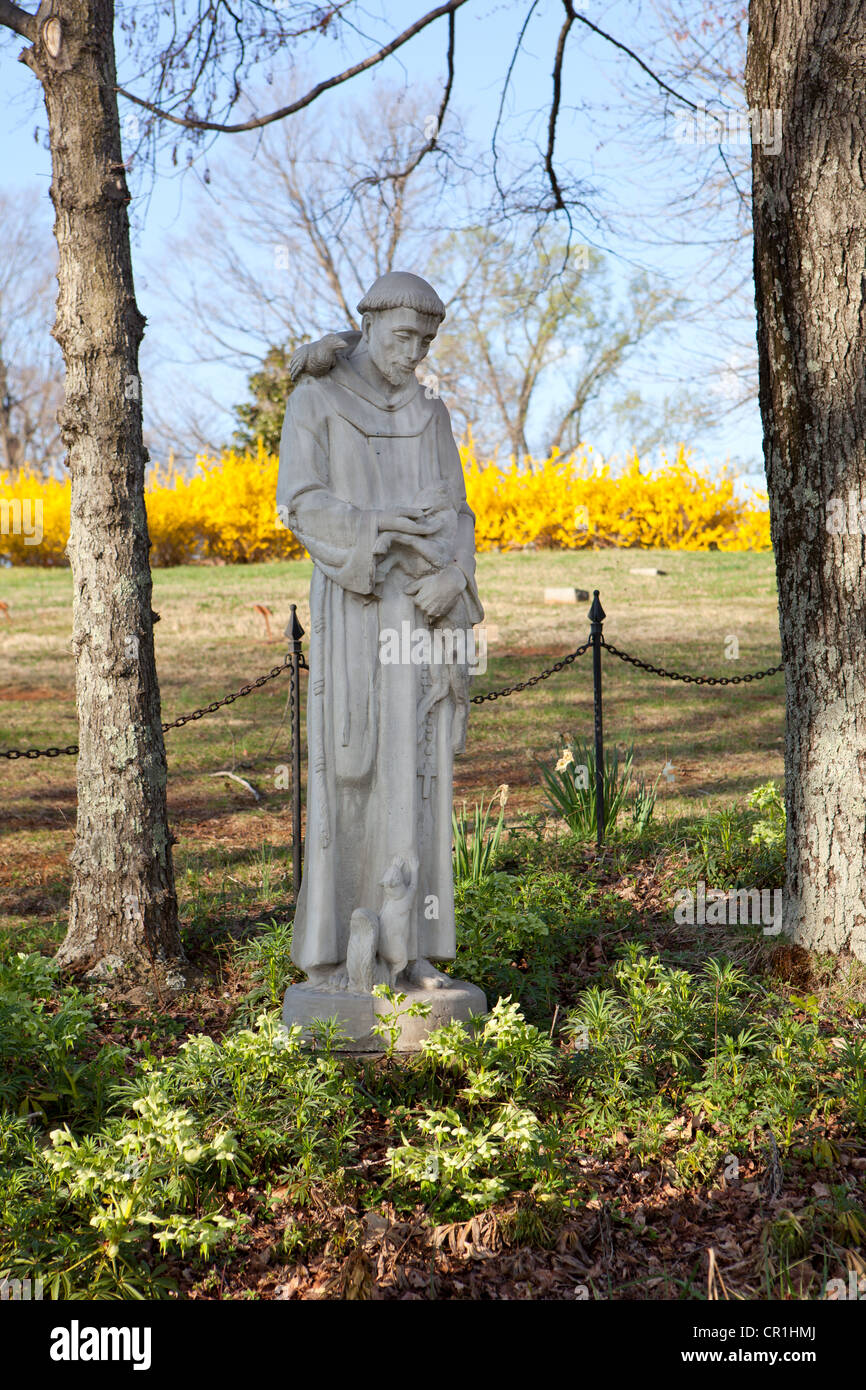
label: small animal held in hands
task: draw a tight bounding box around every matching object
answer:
[377,853,419,987]
[346,908,379,994]
[373,482,458,579]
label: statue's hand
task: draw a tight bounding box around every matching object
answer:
[406,564,466,619]
[377,510,438,536]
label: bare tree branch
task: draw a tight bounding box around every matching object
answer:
[574,7,700,113]
[545,0,579,212]
[116,0,468,135]
[490,0,543,204]
[0,0,37,43]
[489,0,700,219]
[351,9,456,193]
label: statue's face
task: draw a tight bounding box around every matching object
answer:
[363,307,440,388]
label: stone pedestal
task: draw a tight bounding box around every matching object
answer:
[282,979,487,1053]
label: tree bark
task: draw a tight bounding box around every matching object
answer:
[16,1,187,987]
[0,350,23,471]
[747,1,866,960]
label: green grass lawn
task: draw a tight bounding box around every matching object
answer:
[0,549,784,955]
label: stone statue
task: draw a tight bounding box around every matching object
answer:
[277,271,487,1050]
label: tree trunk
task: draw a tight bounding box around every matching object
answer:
[19,1,187,988]
[747,1,866,960]
[0,350,22,471]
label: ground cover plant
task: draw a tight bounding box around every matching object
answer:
[4,552,863,1301]
[2,792,864,1300]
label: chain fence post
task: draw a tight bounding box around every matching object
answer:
[285,604,305,898]
[589,589,606,850]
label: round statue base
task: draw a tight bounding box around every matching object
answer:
[281,979,487,1053]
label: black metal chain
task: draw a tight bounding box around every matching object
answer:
[161,653,306,730]
[0,627,783,761]
[470,641,592,703]
[600,637,783,686]
[0,743,80,761]
[0,653,307,760]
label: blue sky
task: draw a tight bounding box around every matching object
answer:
[0,0,765,484]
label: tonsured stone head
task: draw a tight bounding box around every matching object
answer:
[357,272,445,388]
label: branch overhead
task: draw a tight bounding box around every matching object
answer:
[0,0,37,42]
[116,0,469,136]
[574,8,699,113]
[546,0,579,211]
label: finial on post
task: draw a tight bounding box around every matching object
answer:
[285,603,305,648]
[588,590,606,630]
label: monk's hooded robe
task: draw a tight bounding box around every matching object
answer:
[276,341,484,973]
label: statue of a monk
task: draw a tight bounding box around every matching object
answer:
[276,272,485,1033]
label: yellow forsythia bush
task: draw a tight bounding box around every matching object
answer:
[0,467,71,566]
[0,438,770,566]
[460,441,771,553]
[145,442,304,566]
